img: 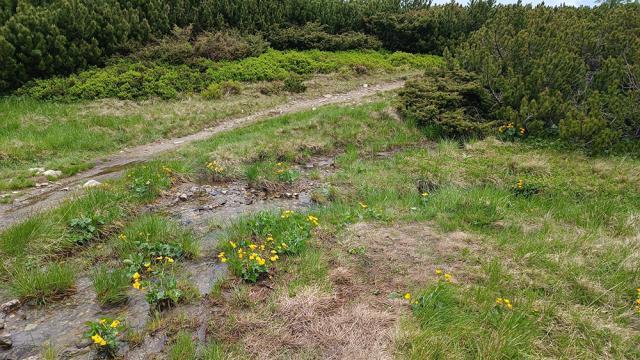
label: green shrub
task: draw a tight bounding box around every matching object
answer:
[194,29,269,61]
[131,26,195,65]
[219,80,242,95]
[268,22,381,51]
[399,68,492,137]
[202,83,223,100]
[21,50,439,101]
[456,4,640,152]
[258,80,285,95]
[283,74,307,93]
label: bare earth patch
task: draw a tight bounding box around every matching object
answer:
[212,222,480,359]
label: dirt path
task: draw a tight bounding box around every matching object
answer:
[0,81,404,229]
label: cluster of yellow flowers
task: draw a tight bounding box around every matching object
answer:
[635,288,640,314]
[498,123,514,133]
[421,192,429,197]
[275,162,285,174]
[206,161,224,173]
[497,123,526,136]
[516,179,524,190]
[132,272,142,290]
[118,233,127,241]
[281,210,294,219]
[435,268,453,282]
[308,215,319,227]
[161,166,173,174]
[495,297,513,310]
[91,334,107,346]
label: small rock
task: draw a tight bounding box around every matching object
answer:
[75,338,92,349]
[305,164,314,169]
[35,182,49,188]
[0,299,20,314]
[82,179,101,188]
[42,169,62,178]
[362,83,369,88]
[312,107,317,111]
[24,323,37,331]
[178,193,189,201]
[61,187,70,191]
[221,190,228,195]
[0,335,12,349]
[28,167,45,174]
[323,94,333,98]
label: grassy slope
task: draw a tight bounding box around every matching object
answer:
[0,96,638,357]
[0,50,441,192]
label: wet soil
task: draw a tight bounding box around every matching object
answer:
[0,157,335,359]
[0,81,402,229]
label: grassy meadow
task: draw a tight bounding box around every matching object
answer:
[1,95,638,358]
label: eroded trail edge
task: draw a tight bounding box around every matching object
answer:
[0,81,404,228]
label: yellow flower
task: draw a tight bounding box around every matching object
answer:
[359,202,368,209]
[144,262,151,268]
[404,293,411,300]
[249,253,256,260]
[260,244,265,251]
[155,256,163,260]
[270,255,279,262]
[99,319,107,325]
[257,257,266,266]
[435,269,443,275]
[238,253,244,259]
[266,235,274,242]
[217,252,225,258]
[281,210,294,219]
[110,320,120,328]
[444,273,453,282]
[133,281,141,290]
[91,334,105,345]
[281,242,288,249]
[271,250,277,254]
[132,272,140,280]
[307,215,319,226]
[229,241,237,248]
[421,192,429,197]
[496,298,504,304]
[276,162,283,166]
[165,257,174,263]
[221,257,227,263]
[249,244,257,251]
[118,234,127,241]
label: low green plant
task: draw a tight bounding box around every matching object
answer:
[91,267,130,306]
[127,165,173,202]
[274,162,300,184]
[84,317,124,356]
[168,331,196,360]
[201,83,223,100]
[142,269,183,310]
[69,214,105,245]
[7,263,75,303]
[511,179,540,198]
[219,210,318,282]
[283,74,307,93]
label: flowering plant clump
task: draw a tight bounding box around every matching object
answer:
[130,258,182,309]
[497,122,526,141]
[121,232,184,276]
[219,210,317,283]
[274,162,300,184]
[206,161,226,182]
[84,318,124,355]
[511,178,540,197]
[495,297,514,310]
[635,288,640,315]
[127,166,173,200]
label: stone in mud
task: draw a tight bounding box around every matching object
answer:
[0,299,20,314]
[42,169,62,178]
[178,193,189,201]
[82,179,101,188]
[0,335,12,349]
